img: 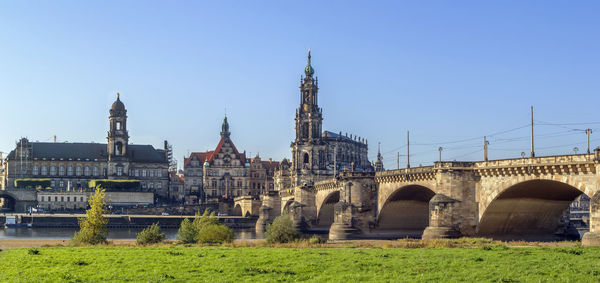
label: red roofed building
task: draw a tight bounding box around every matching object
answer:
[183,116,279,203]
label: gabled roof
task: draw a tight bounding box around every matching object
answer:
[184,136,247,167]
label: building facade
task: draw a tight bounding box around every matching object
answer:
[275,51,372,190]
[2,94,170,202]
[184,117,279,203]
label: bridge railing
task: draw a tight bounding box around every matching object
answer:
[474,153,596,169]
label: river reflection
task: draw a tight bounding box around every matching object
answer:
[0,227,261,240]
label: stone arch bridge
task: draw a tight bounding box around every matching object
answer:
[256,151,600,245]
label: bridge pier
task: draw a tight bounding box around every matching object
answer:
[255,191,281,234]
[422,194,462,239]
[582,191,600,246]
[329,172,376,240]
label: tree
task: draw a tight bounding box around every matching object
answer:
[265,214,299,243]
[72,187,108,245]
[176,218,197,244]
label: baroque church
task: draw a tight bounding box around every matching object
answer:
[275,51,372,190]
[2,94,170,198]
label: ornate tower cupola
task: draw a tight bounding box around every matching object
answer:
[374,142,384,172]
[295,50,323,143]
[221,115,231,138]
[107,93,129,157]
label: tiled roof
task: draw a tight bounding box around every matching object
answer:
[6,142,166,163]
[184,137,247,167]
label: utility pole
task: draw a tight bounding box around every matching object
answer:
[438,147,443,163]
[530,106,535,158]
[396,152,399,170]
[407,131,410,168]
[585,129,593,154]
[484,136,489,162]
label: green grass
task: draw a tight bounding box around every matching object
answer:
[1,245,599,282]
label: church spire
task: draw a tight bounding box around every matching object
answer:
[304,49,314,78]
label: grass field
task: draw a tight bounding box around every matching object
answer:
[1,242,599,282]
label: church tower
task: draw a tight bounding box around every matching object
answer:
[107,93,129,158]
[295,50,323,143]
[291,50,327,185]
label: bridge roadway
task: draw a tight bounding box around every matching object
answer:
[0,213,257,229]
[255,151,600,245]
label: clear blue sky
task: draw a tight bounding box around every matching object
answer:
[1,1,599,169]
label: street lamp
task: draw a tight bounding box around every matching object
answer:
[438,147,443,163]
[573,147,579,154]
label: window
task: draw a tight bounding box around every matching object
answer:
[50,166,56,176]
[116,121,122,130]
[135,170,139,177]
[157,170,162,177]
[149,170,154,177]
[157,182,162,189]
[59,181,64,188]
[84,166,90,176]
[192,179,197,185]
[41,166,47,175]
[80,197,84,202]
[59,166,65,176]
[67,197,70,202]
[32,165,39,175]
[51,180,55,187]
[93,167,99,176]
[67,166,73,176]
[61,197,64,202]
[142,170,147,177]
[141,182,147,189]
[117,167,123,176]
[149,183,154,189]
[76,166,82,176]
[55,196,58,202]
[40,196,44,202]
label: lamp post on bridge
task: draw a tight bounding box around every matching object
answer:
[585,129,592,154]
[438,147,443,163]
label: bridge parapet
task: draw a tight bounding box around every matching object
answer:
[375,166,435,183]
[314,178,338,191]
[474,154,597,177]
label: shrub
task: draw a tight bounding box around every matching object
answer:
[72,188,108,245]
[176,218,198,244]
[136,223,166,245]
[193,209,219,231]
[196,224,234,244]
[265,214,299,243]
[308,235,326,244]
[14,179,51,189]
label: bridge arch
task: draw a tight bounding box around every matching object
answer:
[282,199,294,214]
[315,190,339,228]
[477,179,588,240]
[376,184,436,237]
[232,204,243,216]
[0,193,17,212]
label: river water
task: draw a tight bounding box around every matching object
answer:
[0,227,260,240]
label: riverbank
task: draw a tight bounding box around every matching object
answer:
[1,244,598,281]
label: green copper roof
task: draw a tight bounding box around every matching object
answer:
[304,50,314,77]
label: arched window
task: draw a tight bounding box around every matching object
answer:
[32,165,39,175]
[84,166,90,176]
[76,166,82,176]
[115,142,124,156]
[93,167,99,176]
[41,166,47,175]
[50,166,56,176]
[67,166,73,176]
[303,153,309,164]
[59,166,65,176]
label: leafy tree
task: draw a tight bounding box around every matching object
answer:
[265,214,299,243]
[72,187,108,245]
[136,223,166,245]
[176,218,197,244]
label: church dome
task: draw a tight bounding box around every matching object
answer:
[111,93,126,112]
